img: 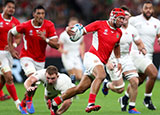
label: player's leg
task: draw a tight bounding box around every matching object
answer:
[20,58,37,114]
[0,54,20,111]
[142,64,157,110]
[0,74,11,101]
[119,70,140,114]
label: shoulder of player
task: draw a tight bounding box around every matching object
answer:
[57,73,70,82]
[44,19,54,26]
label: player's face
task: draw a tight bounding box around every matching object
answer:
[68,20,79,26]
[142,3,153,20]
[33,9,45,24]
[123,14,130,25]
[3,3,15,16]
[115,16,124,28]
[46,73,58,85]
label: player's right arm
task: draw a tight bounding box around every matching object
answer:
[24,76,38,92]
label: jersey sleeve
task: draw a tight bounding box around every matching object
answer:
[15,22,26,34]
[59,31,65,43]
[132,26,140,41]
[156,20,160,35]
[32,69,46,82]
[47,22,58,39]
[129,17,135,26]
[84,21,100,33]
[58,74,75,94]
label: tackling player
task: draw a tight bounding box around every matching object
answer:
[24,65,74,115]
[8,5,59,114]
[50,8,125,113]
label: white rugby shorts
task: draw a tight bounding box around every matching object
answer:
[130,51,152,73]
[20,57,45,76]
[0,51,13,74]
[62,54,83,71]
[83,52,103,76]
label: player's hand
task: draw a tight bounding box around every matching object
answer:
[106,61,115,70]
[141,48,147,55]
[9,48,19,59]
[117,63,122,72]
[27,86,37,92]
[37,31,46,40]
[66,26,75,36]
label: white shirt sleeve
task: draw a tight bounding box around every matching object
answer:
[59,31,66,43]
[132,26,140,42]
[10,26,19,35]
[56,73,75,94]
[32,69,46,82]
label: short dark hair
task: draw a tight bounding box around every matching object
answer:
[33,5,45,13]
[120,5,130,12]
[46,65,58,75]
[3,0,15,7]
[144,0,152,5]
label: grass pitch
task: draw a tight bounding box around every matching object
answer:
[0,80,160,115]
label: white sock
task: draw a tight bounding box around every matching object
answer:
[129,102,135,106]
[125,91,129,97]
[14,99,20,106]
[144,93,152,97]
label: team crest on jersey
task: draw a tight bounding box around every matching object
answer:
[0,22,3,27]
[29,30,33,36]
[116,34,120,38]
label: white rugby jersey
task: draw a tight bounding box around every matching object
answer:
[32,69,74,97]
[59,30,83,57]
[120,24,140,56]
[129,14,160,54]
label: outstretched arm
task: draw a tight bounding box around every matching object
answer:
[24,76,38,92]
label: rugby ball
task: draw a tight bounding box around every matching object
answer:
[70,24,84,42]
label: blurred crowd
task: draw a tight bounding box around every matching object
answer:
[0,0,160,27]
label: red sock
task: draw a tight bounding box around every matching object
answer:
[26,94,32,101]
[53,96,62,105]
[0,90,5,97]
[88,93,96,104]
[6,83,18,101]
[20,100,26,107]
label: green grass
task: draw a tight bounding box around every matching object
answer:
[1,80,160,115]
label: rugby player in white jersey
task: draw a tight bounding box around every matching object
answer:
[102,6,146,114]
[24,65,75,115]
[58,17,85,82]
[119,1,160,111]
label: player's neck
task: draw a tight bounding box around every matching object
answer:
[122,24,128,29]
[33,19,43,26]
[108,21,116,30]
[2,13,12,20]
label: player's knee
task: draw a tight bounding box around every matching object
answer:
[5,75,13,84]
[130,78,138,89]
[150,71,158,80]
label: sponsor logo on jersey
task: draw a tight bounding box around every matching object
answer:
[29,30,33,36]
[103,29,108,35]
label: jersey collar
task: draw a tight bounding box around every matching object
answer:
[31,19,44,28]
[107,20,116,30]
[1,13,12,22]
